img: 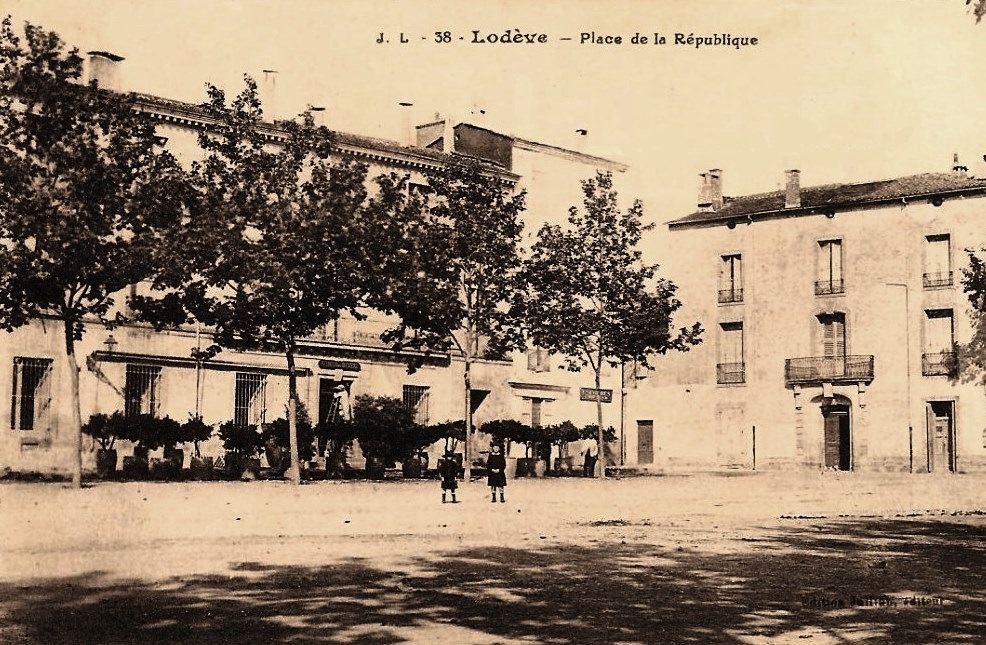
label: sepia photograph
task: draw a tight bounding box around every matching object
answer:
[1,1,985,642]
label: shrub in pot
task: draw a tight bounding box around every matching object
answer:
[314,416,357,479]
[117,414,182,480]
[82,412,127,478]
[350,395,416,480]
[182,416,215,480]
[219,421,264,480]
[261,402,315,478]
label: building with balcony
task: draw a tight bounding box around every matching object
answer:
[624,162,986,473]
[0,54,625,477]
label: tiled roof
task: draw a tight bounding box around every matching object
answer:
[668,172,986,228]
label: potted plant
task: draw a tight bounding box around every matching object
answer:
[261,403,315,478]
[82,412,126,479]
[182,416,215,480]
[117,414,181,480]
[315,416,357,479]
[544,421,581,475]
[351,395,415,480]
[218,421,265,480]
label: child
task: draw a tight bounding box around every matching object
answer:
[487,443,507,503]
[437,450,458,503]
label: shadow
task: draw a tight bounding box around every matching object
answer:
[1,518,984,643]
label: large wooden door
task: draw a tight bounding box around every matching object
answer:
[823,405,850,470]
[928,401,955,472]
[637,421,654,465]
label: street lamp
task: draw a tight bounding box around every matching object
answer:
[886,281,912,472]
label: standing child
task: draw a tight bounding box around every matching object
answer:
[487,443,507,503]
[438,450,458,503]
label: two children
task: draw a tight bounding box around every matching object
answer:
[437,443,507,503]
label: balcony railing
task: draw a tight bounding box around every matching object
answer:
[785,355,874,385]
[922,351,958,377]
[716,362,746,384]
[814,279,845,296]
[922,271,953,289]
[717,288,744,304]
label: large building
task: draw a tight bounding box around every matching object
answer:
[625,162,986,473]
[1,53,627,476]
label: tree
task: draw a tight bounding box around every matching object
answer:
[960,249,986,383]
[132,77,386,484]
[517,171,702,477]
[379,160,527,480]
[0,20,189,487]
[969,0,986,23]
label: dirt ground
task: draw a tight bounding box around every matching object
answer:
[1,471,984,644]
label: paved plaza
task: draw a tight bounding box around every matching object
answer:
[1,472,984,643]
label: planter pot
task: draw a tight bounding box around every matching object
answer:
[533,459,548,478]
[122,448,150,480]
[163,447,185,480]
[325,453,347,479]
[225,452,261,480]
[554,456,575,475]
[365,455,387,480]
[515,457,535,478]
[95,448,118,479]
[401,454,426,479]
[265,444,289,477]
[189,456,214,481]
[241,457,262,481]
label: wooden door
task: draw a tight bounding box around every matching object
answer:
[928,402,954,472]
[823,413,841,469]
[637,421,654,465]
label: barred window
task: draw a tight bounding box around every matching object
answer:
[234,373,267,426]
[10,358,53,431]
[403,385,430,425]
[124,364,161,418]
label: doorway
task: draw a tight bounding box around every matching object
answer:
[637,420,654,465]
[926,401,955,473]
[822,403,851,470]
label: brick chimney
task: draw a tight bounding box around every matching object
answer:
[708,169,723,211]
[398,102,414,146]
[442,114,455,154]
[784,169,801,208]
[260,69,278,122]
[86,51,124,92]
[697,172,713,212]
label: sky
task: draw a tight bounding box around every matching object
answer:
[6,0,986,225]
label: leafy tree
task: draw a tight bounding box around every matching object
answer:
[960,249,986,383]
[0,20,189,487]
[348,395,417,476]
[517,171,702,477]
[379,160,527,480]
[970,0,986,23]
[132,77,391,484]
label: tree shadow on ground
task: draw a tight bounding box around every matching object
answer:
[0,518,984,644]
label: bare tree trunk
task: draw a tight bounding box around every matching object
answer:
[63,319,83,489]
[285,345,301,485]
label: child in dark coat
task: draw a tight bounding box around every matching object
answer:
[438,451,458,503]
[487,443,507,503]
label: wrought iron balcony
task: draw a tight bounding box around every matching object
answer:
[716,362,746,384]
[785,355,874,386]
[922,271,953,289]
[814,279,845,296]
[717,288,744,304]
[922,351,957,377]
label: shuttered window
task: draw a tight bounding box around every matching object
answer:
[10,358,53,431]
[819,314,846,358]
[527,347,551,372]
[719,254,743,302]
[816,239,844,294]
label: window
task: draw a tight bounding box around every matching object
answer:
[527,347,551,372]
[10,358,53,431]
[924,234,952,288]
[718,254,743,304]
[403,385,430,425]
[234,373,267,426]
[818,313,846,358]
[716,322,745,384]
[124,364,161,417]
[815,239,844,295]
[923,309,956,376]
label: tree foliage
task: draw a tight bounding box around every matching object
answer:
[970,0,986,23]
[960,249,986,384]
[517,171,702,475]
[0,19,189,486]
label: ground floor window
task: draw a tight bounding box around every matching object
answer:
[10,357,53,431]
[125,364,161,417]
[403,385,430,425]
[234,373,267,426]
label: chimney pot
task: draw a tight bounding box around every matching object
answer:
[784,169,801,208]
[86,51,124,92]
[952,153,968,176]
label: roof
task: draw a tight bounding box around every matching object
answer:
[668,172,986,229]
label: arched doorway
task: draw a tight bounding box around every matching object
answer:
[820,396,852,470]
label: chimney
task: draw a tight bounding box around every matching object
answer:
[309,105,326,126]
[697,173,713,212]
[398,102,414,146]
[708,169,723,211]
[86,51,124,92]
[260,69,278,122]
[952,153,968,176]
[784,169,801,208]
[442,114,455,154]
